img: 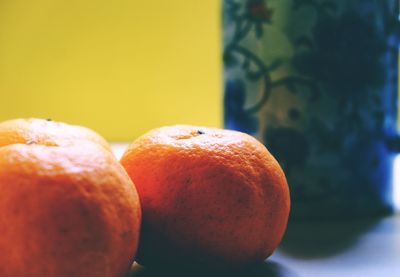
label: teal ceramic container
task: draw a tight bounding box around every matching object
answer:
[223,0,400,220]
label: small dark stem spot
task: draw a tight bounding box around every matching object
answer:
[46,118,52,122]
[197,130,205,135]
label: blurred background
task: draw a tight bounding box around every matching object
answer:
[0,0,221,141]
[1,0,399,210]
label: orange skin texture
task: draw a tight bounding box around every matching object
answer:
[120,125,290,269]
[0,118,112,152]
[0,120,141,277]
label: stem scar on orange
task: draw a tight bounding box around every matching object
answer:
[120,125,290,270]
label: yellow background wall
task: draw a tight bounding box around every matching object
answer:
[0,0,221,141]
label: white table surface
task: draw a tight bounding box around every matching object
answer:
[269,215,400,277]
[111,143,130,160]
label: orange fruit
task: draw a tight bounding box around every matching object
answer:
[0,118,111,152]
[120,125,290,269]
[0,120,141,277]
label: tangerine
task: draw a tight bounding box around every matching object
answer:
[120,125,290,269]
[0,119,141,277]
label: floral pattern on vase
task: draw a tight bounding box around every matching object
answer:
[223,0,400,220]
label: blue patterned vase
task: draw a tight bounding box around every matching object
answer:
[223,0,400,220]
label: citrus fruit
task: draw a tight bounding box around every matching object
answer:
[0,118,111,152]
[120,125,290,269]
[0,120,141,277]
